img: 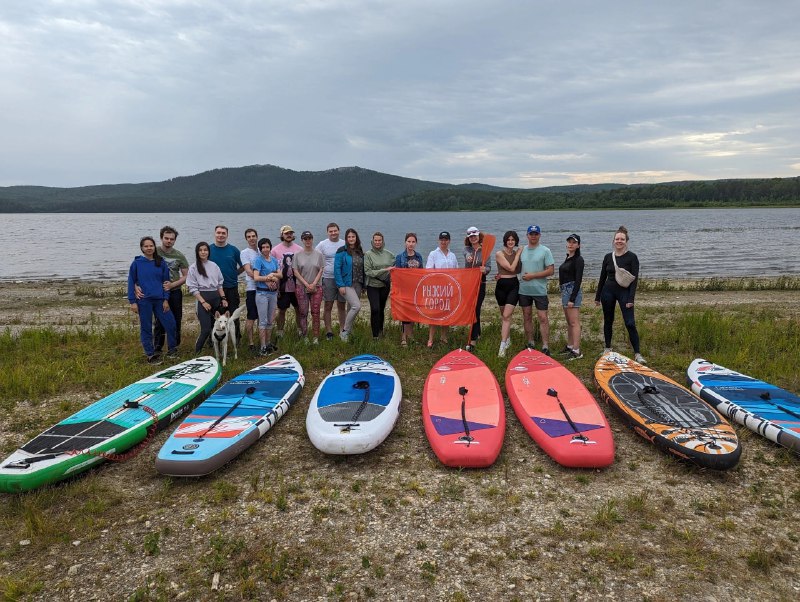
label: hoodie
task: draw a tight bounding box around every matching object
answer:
[364,245,395,288]
[127,255,170,303]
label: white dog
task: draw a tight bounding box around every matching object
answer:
[212,306,245,366]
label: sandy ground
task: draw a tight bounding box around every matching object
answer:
[1,280,799,601]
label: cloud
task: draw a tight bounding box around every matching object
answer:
[1,1,799,187]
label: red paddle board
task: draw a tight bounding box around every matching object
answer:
[505,349,614,468]
[422,349,505,468]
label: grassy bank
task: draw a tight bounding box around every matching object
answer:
[0,281,799,600]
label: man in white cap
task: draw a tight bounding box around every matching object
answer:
[271,225,303,338]
[519,225,554,355]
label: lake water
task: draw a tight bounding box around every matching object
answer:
[2,208,798,281]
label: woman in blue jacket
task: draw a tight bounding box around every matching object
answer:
[334,228,364,341]
[127,236,177,364]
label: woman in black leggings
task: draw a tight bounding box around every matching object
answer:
[595,226,645,364]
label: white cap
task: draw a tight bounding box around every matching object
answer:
[466,226,480,236]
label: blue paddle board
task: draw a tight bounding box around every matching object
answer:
[688,358,800,453]
[156,355,304,476]
[306,355,401,454]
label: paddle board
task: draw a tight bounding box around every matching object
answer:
[0,357,221,493]
[156,355,304,476]
[688,358,800,453]
[594,352,740,469]
[306,355,401,454]
[422,349,505,468]
[505,349,614,468]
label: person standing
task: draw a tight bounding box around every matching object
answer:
[240,228,260,353]
[558,234,585,360]
[128,236,178,364]
[425,231,459,347]
[334,228,365,342]
[393,233,423,347]
[364,232,395,339]
[153,226,188,355]
[208,225,243,340]
[316,223,346,340]
[595,226,645,364]
[186,242,227,354]
[494,230,523,357]
[294,231,325,344]
[462,226,491,352]
[271,225,303,338]
[252,238,282,355]
[519,225,555,355]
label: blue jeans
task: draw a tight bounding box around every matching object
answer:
[137,298,177,357]
[600,284,640,353]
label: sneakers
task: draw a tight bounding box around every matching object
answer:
[326,331,334,341]
[340,330,349,342]
[558,346,573,356]
[567,349,583,361]
[465,344,475,352]
[498,339,510,358]
[634,353,647,365]
[526,341,535,350]
[312,337,319,345]
[542,347,551,357]
[603,347,613,354]
[166,349,179,360]
[147,354,163,365]
[259,346,268,356]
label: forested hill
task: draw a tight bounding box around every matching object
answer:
[0,164,798,212]
[0,165,497,213]
[389,177,800,211]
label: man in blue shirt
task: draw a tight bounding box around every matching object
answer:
[209,225,244,339]
[519,225,554,355]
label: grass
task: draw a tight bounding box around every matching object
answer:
[0,281,799,600]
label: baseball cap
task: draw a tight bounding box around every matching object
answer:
[566,233,581,243]
[527,225,541,235]
[438,231,451,240]
[300,231,313,239]
[466,226,480,236]
[280,225,294,235]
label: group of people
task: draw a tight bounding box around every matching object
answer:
[126,222,645,365]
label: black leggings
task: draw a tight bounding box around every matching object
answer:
[366,285,390,337]
[195,291,222,353]
[470,281,487,341]
[600,284,640,353]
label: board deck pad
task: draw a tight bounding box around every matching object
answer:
[156,355,304,476]
[422,349,505,468]
[306,355,402,455]
[0,357,221,493]
[688,358,800,453]
[505,349,614,468]
[595,352,740,469]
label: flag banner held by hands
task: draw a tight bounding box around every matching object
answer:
[390,268,481,326]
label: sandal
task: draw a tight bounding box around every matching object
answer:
[401,339,408,347]
[427,340,434,348]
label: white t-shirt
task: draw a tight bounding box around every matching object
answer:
[240,247,259,292]
[426,247,459,269]
[316,238,342,279]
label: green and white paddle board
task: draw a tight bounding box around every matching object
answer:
[0,356,221,493]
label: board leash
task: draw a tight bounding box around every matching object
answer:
[546,388,590,443]
[457,386,473,445]
[334,381,371,432]
[194,387,256,439]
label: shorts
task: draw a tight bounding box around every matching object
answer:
[560,282,583,308]
[322,277,346,303]
[495,277,520,307]
[519,294,549,310]
[277,290,299,311]
[245,290,259,320]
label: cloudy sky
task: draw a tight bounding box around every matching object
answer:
[2,0,799,188]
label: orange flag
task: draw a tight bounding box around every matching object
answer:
[390,268,482,326]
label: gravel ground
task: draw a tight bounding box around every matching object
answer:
[1,281,799,601]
